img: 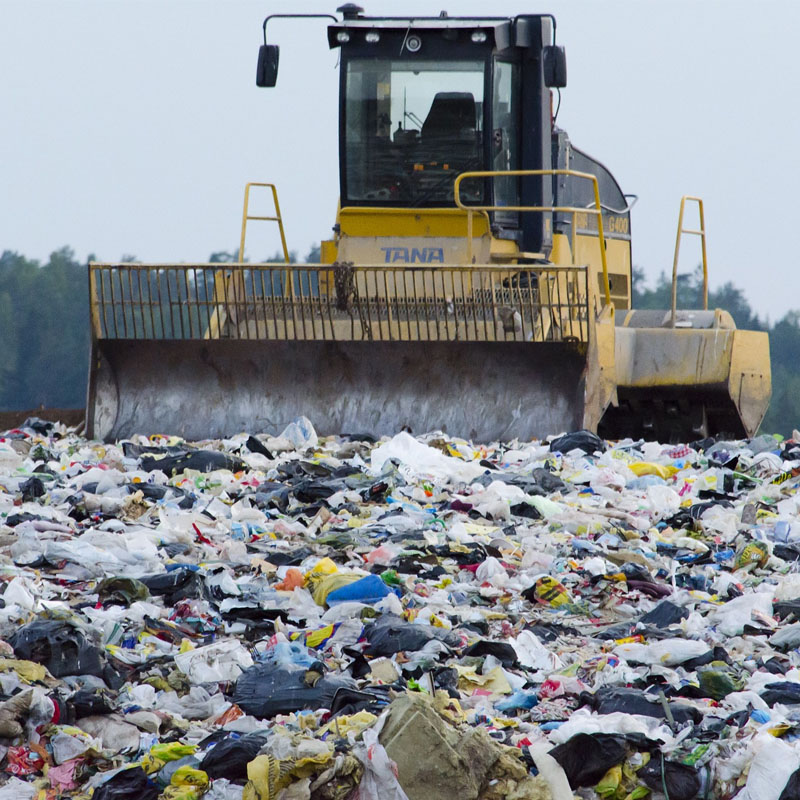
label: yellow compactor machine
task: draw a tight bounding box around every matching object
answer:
[86,7,771,443]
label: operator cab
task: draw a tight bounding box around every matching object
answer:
[326,9,563,251]
[257,6,630,260]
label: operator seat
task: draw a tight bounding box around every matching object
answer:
[421,92,477,141]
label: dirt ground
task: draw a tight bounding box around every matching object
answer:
[0,408,85,431]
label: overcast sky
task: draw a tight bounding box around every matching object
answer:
[3,1,799,321]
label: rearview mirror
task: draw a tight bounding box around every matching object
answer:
[256,44,280,87]
[543,45,567,88]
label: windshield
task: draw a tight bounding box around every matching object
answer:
[344,58,485,206]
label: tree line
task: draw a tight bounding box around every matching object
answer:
[0,248,795,436]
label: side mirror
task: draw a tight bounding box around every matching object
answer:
[256,44,280,87]
[543,45,567,88]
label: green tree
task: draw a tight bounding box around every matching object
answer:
[0,247,88,410]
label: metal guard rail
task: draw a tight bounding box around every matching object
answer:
[453,169,612,306]
[670,195,708,327]
[89,263,590,345]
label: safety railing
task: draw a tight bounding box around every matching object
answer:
[88,263,590,344]
[238,182,290,264]
[453,169,612,306]
[670,195,708,327]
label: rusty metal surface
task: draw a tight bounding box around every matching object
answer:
[87,339,589,442]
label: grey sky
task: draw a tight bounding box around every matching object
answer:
[3,1,799,321]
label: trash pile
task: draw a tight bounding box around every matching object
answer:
[3,417,800,799]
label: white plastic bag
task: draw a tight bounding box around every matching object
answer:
[174,640,253,683]
[370,432,484,484]
[712,591,774,636]
[279,416,318,449]
[352,718,409,800]
[614,638,710,666]
[738,733,800,800]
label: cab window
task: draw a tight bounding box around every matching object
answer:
[344,58,485,205]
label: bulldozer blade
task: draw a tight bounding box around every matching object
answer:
[86,339,590,443]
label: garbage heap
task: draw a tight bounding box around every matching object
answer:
[1,417,800,800]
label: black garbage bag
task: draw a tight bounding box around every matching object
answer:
[580,687,701,725]
[128,482,194,509]
[19,476,46,502]
[774,543,800,562]
[139,568,203,605]
[532,466,567,492]
[775,600,800,620]
[640,600,688,627]
[510,503,542,520]
[780,767,800,800]
[256,547,314,567]
[139,450,245,475]
[121,442,185,458]
[682,645,727,671]
[363,615,458,657]
[640,756,701,800]
[200,732,270,780]
[233,665,355,718]
[69,687,116,719]
[292,480,340,503]
[764,656,790,675]
[525,621,578,642]
[21,417,55,435]
[760,681,800,706]
[329,686,390,717]
[92,766,159,800]
[549,430,606,455]
[462,640,518,668]
[245,435,274,459]
[549,733,628,788]
[10,619,106,679]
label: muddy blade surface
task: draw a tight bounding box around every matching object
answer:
[87,339,589,442]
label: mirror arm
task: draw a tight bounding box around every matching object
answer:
[262,13,339,45]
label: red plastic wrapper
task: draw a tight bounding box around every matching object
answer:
[5,745,44,776]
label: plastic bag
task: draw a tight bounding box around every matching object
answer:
[370,432,485,483]
[639,600,688,627]
[362,615,458,657]
[139,567,203,605]
[580,687,701,724]
[0,777,37,800]
[279,416,318,449]
[174,640,253,683]
[326,574,401,607]
[613,638,711,666]
[353,717,410,800]
[548,733,627,789]
[739,734,800,800]
[9,619,106,679]
[712,591,774,636]
[93,767,159,800]
[549,430,606,455]
[759,681,800,706]
[200,732,270,781]
[233,664,354,718]
[139,449,245,475]
[462,640,518,668]
[640,757,701,800]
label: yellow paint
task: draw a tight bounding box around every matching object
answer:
[320,239,337,264]
[338,206,490,238]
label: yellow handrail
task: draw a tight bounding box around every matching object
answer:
[239,182,290,264]
[207,182,293,339]
[453,169,612,306]
[670,195,708,327]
